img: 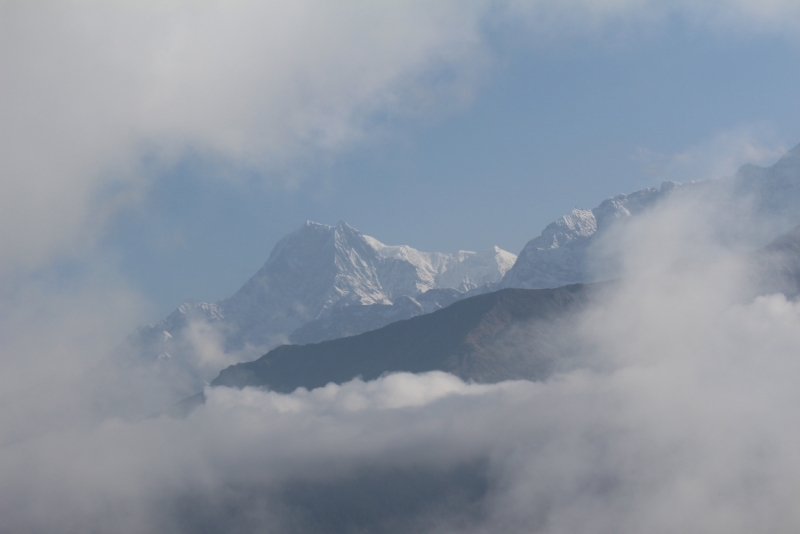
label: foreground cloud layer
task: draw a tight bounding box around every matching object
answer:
[3,1,800,532]
[4,286,800,533]
[4,197,800,532]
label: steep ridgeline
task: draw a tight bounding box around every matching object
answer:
[500,187,671,290]
[200,222,800,399]
[501,143,800,290]
[211,284,598,393]
[288,287,464,345]
[288,235,516,345]
[124,221,516,391]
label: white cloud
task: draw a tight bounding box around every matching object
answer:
[2,0,800,279]
[2,2,800,531]
[1,0,796,413]
[2,191,800,531]
[5,272,800,532]
[0,0,493,278]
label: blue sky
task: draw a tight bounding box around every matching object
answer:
[3,1,800,320]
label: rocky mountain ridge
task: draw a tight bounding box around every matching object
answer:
[500,143,800,290]
[124,221,516,393]
[135,143,800,408]
[211,284,597,394]
[198,220,800,402]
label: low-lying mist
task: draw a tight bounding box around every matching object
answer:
[1,190,800,533]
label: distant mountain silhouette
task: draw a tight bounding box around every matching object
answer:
[501,143,800,291]
[205,221,800,399]
[142,211,800,423]
[211,284,599,393]
[163,283,596,417]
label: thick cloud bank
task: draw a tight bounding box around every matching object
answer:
[5,208,800,532]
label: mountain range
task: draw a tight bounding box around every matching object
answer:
[123,221,516,393]
[178,220,800,411]
[211,284,598,393]
[500,143,800,290]
[131,143,800,409]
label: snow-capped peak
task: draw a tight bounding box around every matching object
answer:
[535,208,597,250]
[127,221,517,394]
[502,143,800,291]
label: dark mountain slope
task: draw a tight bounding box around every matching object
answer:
[288,288,463,345]
[211,284,598,393]
[198,224,800,401]
[160,225,800,419]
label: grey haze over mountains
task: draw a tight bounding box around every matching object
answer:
[126,144,800,409]
[501,143,800,290]
[207,221,800,397]
[124,220,516,395]
[201,145,800,399]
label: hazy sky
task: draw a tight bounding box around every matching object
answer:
[3,1,800,318]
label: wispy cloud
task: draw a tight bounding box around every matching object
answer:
[0,0,494,278]
[2,146,800,531]
[633,124,787,183]
[2,0,800,278]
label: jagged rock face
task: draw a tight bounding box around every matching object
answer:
[215,220,517,350]
[502,144,800,290]
[123,221,517,394]
[501,188,668,290]
[125,144,800,404]
[207,221,800,397]
[437,247,517,291]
